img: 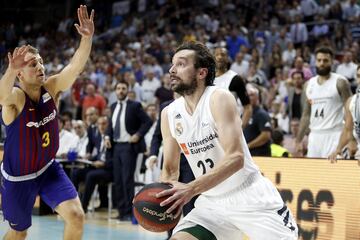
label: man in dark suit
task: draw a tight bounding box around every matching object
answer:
[71,116,113,213]
[85,107,100,158]
[104,81,152,221]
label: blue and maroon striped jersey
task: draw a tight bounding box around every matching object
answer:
[2,87,59,176]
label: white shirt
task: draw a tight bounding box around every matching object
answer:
[167,86,259,197]
[336,62,357,81]
[112,100,131,142]
[57,129,79,156]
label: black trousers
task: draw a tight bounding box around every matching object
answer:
[113,143,138,217]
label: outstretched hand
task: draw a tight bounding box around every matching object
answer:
[7,45,35,72]
[74,5,95,38]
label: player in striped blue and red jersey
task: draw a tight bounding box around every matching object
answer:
[0,5,94,240]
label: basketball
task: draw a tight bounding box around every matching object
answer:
[133,182,181,232]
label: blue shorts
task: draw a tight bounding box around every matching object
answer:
[0,161,77,231]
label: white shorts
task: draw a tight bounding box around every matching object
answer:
[307,130,342,158]
[173,173,298,240]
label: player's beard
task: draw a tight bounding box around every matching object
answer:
[172,76,197,96]
[316,66,331,76]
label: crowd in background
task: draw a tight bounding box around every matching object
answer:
[1,0,360,214]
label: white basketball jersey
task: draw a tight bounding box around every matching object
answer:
[214,70,244,115]
[306,73,344,131]
[167,86,259,197]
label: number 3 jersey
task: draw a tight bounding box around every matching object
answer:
[167,86,259,197]
[1,87,59,176]
[306,73,345,132]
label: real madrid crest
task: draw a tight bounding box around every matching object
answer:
[175,122,183,136]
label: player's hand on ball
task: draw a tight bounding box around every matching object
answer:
[156,181,195,218]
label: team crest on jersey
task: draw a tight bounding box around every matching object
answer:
[175,122,183,136]
[42,93,51,103]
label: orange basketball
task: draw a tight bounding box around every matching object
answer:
[133,182,181,232]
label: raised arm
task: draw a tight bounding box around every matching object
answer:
[0,46,33,107]
[160,107,181,182]
[45,5,94,96]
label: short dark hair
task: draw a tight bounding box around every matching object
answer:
[315,46,334,58]
[175,41,216,86]
[272,129,284,145]
[115,80,129,88]
[291,71,304,79]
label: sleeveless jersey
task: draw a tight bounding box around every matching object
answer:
[214,70,244,115]
[2,87,59,176]
[167,86,259,197]
[306,73,344,131]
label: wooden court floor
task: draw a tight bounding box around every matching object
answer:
[0,211,167,240]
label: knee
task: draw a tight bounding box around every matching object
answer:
[5,229,27,240]
[66,207,85,226]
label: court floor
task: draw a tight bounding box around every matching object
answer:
[0,212,167,240]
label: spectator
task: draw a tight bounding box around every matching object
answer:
[287,71,306,121]
[271,129,291,157]
[154,73,174,106]
[73,120,89,158]
[141,70,161,105]
[72,116,112,213]
[288,56,313,81]
[81,83,107,120]
[244,85,272,156]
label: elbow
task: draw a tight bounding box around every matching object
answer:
[231,152,244,170]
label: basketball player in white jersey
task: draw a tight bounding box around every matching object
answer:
[214,47,252,128]
[156,42,297,240]
[296,47,352,158]
[329,65,360,163]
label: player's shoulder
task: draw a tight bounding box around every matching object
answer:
[211,87,234,100]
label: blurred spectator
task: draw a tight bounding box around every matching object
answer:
[72,116,112,213]
[141,70,161,105]
[124,72,143,103]
[300,0,319,22]
[154,73,173,106]
[271,129,291,157]
[343,0,360,22]
[284,118,308,157]
[56,116,79,159]
[244,85,272,156]
[85,107,100,159]
[73,120,89,158]
[336,51,357,85]
[226,29,249,60]
[287,71,306,121]
[290,14,309,49]
[82,83,107,120]
[230,52,249,78]
[288,56,313,81]
[282,42,297,67]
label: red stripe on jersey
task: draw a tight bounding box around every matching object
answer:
[25,112,30,174]
[19,112,24,175]
[30,111,37,171]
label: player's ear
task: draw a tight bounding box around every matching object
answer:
[198,68,208,80]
